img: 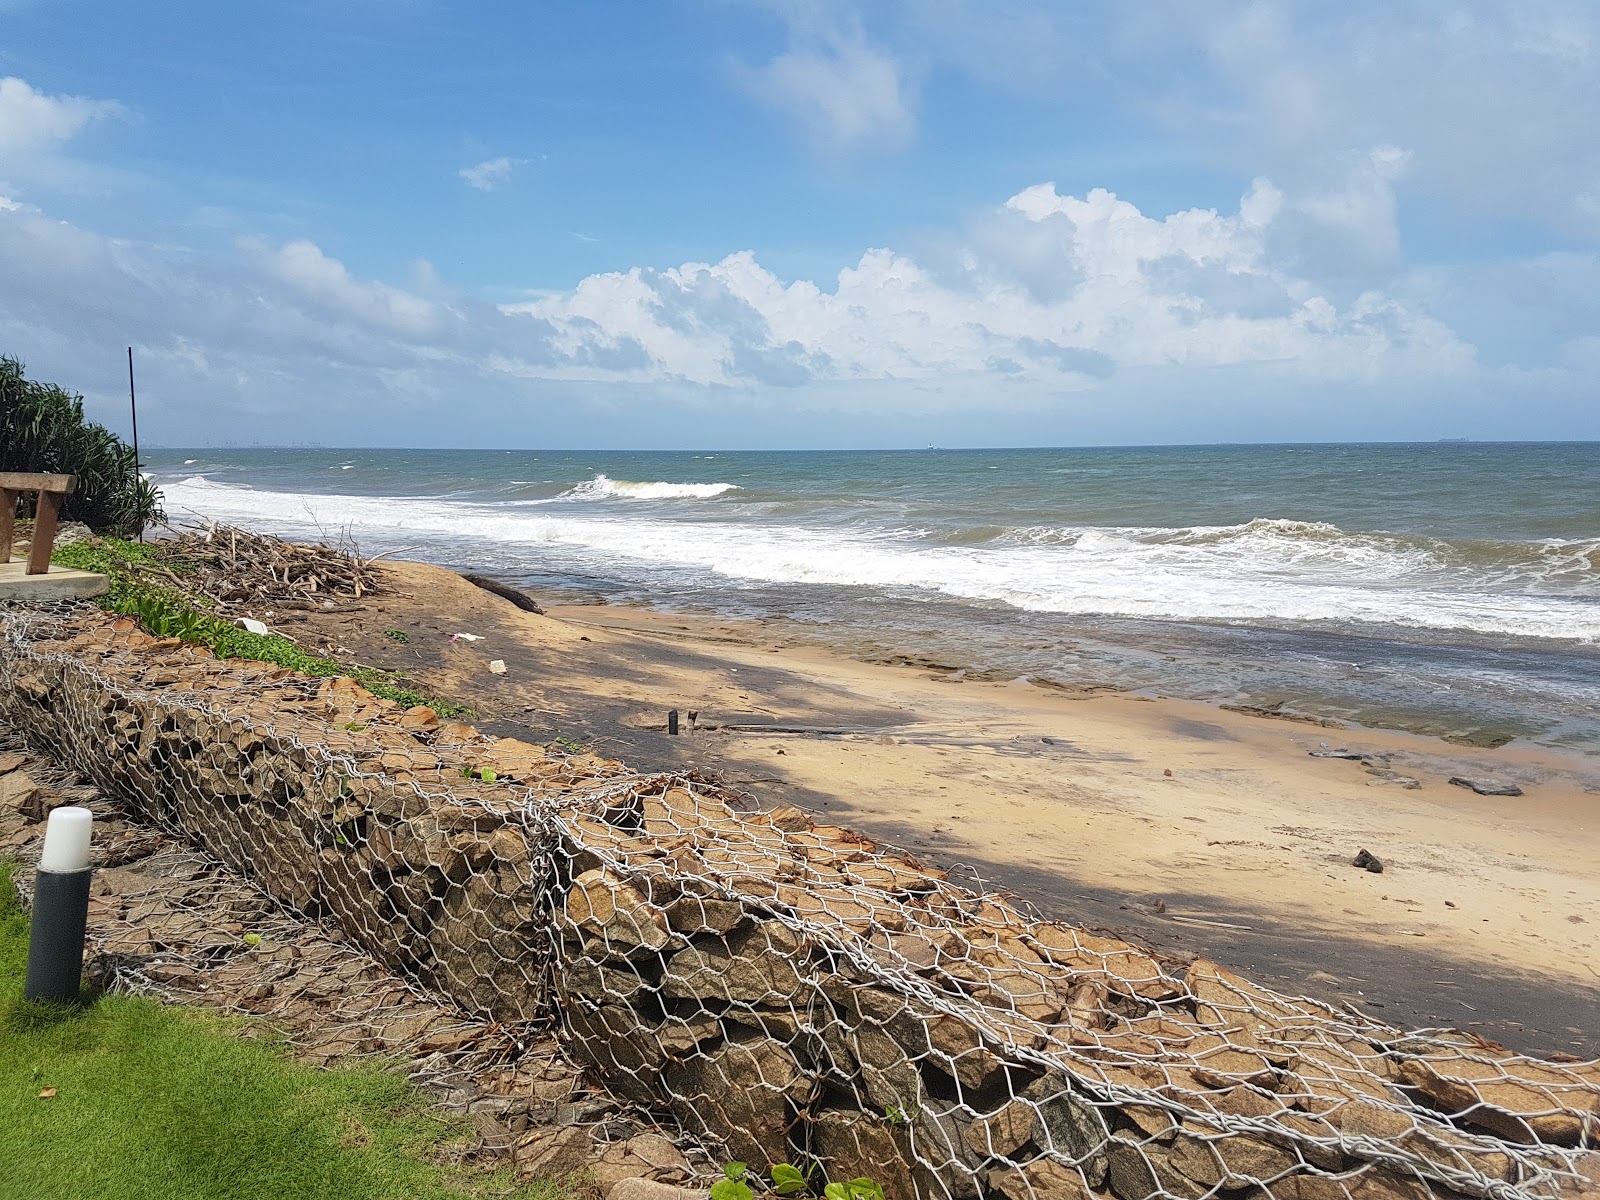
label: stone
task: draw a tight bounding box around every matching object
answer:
[907,1103,984,1200]
[1211,1086,1280,1120]
[821,1015,925,1114]
[763,804,812,832]
[851,985,1012,1093]
[606,1180,705,1200]
[472,1110,516,1150]
[939,957,1064,1025]
[1562,1153,1600,1197]
[1122,1105,1177,1141]
[664,895,748,934]
[1023,925,1182,1003]
[1448,776,1523,797]
[1397,1058,1587,1145]
[1104,1140,1204,1200]
[1167,1133,1299,1188]
[398,705,438,730]
[864,929,951,971]
[654,1013,724,1057]
[513,1124,595,1179]
[964,1099,1037,1158]
[565,868,675,956]
[664,1037,808,1167]
[662,922,812,1005]
[990,1158,1097,1200]
[1345,1170,1436,1200]
[1025,1073,1111,1186]
[591,1134,693,1194]
[565,1002,667,1103]
[809,1107,911,1200]
[1268,1176,1356,1200]
[0,769,46,821]
[557,958,654,1004]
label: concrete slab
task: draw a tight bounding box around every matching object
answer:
[0,560,110,602]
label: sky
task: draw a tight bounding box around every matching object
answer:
[1,1,1598,449]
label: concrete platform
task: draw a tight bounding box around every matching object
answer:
[0,560,110,602]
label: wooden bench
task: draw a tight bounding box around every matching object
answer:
[0,472,77,575]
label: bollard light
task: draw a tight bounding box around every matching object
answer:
[38,806,92,872]
[24,806,94,1005]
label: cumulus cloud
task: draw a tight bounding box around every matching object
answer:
[249,239,443,335]
[8,168,1592,446]
[459,156,521,191]
[0,76,121,153]
[503,174,1469,387]
[739,10,914,152]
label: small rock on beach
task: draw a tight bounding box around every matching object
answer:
[1449,776,1523,797]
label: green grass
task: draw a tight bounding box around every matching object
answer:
[51,539,473,718]
[0,861,553,1200]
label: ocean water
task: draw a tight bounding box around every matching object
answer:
[142,444,1600,751]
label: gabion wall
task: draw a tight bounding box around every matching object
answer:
[3,606,1597,1200]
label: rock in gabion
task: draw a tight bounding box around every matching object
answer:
[2,605,1597,1200]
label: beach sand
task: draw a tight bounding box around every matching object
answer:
[287,558,1600,1057]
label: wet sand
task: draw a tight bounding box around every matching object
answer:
[288,558,1600,1058]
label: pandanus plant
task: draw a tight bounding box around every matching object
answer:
[0,354,165,535]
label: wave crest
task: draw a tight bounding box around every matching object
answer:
[561,474,740,501]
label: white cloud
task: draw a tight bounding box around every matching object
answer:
[7,170,1594,447]
[459,156,521,191]
[0,76,121,154]
[504,174,1469,387]
[249,238,443,335]
[740,13,913,152]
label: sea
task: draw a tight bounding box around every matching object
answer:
[142,443,1600,753]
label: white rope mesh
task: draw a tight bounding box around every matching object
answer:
[2,603,1596,1200]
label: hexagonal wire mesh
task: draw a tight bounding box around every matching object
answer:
[2,603,1596,1200]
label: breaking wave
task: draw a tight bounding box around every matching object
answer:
[156,476,1599,642]
[560,474,740,501]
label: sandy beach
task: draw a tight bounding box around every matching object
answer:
[268,557,1600,1059]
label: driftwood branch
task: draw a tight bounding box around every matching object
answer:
[461,573,545,615]
[159,523,388,608]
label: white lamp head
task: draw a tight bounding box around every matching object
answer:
[39,806,93,873]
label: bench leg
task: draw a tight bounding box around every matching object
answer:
[27,490,61,575]
[0,489,15,563]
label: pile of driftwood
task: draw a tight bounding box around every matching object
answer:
[157,523,390,610]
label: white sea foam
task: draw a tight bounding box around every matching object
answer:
[156,476,1600,642]
[560,474,740,500]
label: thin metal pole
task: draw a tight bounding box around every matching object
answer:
[127,346,143,541]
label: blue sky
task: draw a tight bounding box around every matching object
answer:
[2,1,1598,447]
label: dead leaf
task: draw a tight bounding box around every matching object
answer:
[38,1086,56,1099]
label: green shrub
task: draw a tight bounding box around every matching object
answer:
[1,355,164,535]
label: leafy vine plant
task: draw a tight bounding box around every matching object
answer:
[713,1163,886,1200]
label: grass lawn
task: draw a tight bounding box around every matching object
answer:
[0,860,573,1200]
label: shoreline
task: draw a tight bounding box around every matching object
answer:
[287,556,1600,1057]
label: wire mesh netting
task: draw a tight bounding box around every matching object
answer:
[2,603,1596,1200]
